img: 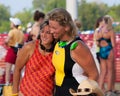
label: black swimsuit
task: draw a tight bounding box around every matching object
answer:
[97,37,112,59]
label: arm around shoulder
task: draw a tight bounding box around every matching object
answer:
[12,41,35,94]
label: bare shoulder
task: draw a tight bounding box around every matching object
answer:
[75,40,88,51]
[32,24,39,31]
[109,29,115,36]
[19,41,35,55]
[71,40,94,67]
[24,41,35,48]
[71,40,90,57]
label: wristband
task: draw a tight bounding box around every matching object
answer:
[12,93,18,96]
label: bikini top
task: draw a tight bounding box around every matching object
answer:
[97,37,111,43]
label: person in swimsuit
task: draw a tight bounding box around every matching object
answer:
[12,20,56,96]
[48,8,99,96]
[94,15,116,95]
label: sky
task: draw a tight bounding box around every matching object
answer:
[0,0,120,15]
[0,0,33,15]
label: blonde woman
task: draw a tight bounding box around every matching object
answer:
[95,15,116,95]
[48,8,99,96]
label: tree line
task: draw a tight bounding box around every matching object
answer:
[0,0,120,33]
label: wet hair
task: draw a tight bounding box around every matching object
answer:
[47,8,77,38]
[103,15,113,31]
[33,10,45,21]
[94,16,103,29]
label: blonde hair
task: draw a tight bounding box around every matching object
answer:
[47,8,77,38]
[104,15,113,31]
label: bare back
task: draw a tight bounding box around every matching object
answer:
[31,23,40,40]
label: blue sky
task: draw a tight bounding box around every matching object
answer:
[0,0,32,15]
[0,0,120,15]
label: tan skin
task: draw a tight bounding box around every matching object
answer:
[71,42,98,80]
[49,20,99,81]
[30,23,40,40]
[12,25,54,95]
[31,18,44,40]
[12,41,34,93]
[95,20,116,92]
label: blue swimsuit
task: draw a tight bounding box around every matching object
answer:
[98,38,112,59]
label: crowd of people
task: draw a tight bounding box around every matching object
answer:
[2,8,118,96]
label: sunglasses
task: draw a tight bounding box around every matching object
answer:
[77,88,92,93]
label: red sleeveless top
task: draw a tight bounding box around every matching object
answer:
[20,40,55,96]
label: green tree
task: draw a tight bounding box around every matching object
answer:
[14,9,33,32]
[32,0,47,10]
[0,21,10,33]
[78,0,108,30]
[0,4,11,33]
[1,0,120,33]
[32,0,65,13]
[108,5,120,32]
[44,0,66,13]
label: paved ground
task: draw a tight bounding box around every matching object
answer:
[115,83,120,90]
[104,83,120,96]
